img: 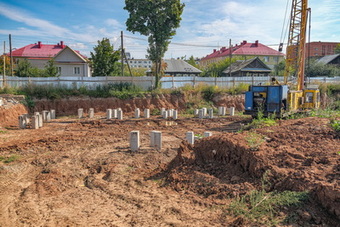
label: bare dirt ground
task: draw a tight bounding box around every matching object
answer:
[0,99,339,226]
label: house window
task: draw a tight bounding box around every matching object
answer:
[74,67,80,74]
[58,67,62,75]
[263,56,269,62]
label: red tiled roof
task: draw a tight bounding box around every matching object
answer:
[11,41,65,58]
[202,41,284,60]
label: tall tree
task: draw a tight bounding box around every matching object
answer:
[335,43,340,54]
[124,0,185,89]
[44,58,59,77]
[90,38,120,77]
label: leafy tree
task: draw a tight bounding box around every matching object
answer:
[187,55,198,67]
[201,57,240,77]
[0,55,11,76]
[335,44,340,54]
[306,59,340,77]
[44,58,58,77]
[124,0,185,89]
[15,59,33,77]
[90,38,120,77]
[274,60,285,76]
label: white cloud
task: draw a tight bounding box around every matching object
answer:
[106,19,123,28]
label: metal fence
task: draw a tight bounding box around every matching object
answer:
[1,75,339,91]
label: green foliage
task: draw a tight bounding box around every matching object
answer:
[15,59,33,77]
[274,60,285,77]
[44,58,59,77]
[0,55,11,75]
[202,85,219,101]
[90,38,120,77]
[187,55,198,67]
[335,43,340,54]
[0,154,20,163]
[245,132,265,151]
[14,83,144,100]
[15,59,48,77]
[124,0,185,89]
[201,57,240,77]
[228,189,309,226]
[330,119,340,132]
[306,59,340,77]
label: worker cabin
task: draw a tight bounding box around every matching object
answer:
[222,57,272,77]
[147,59,202,77]
[10,41,91,77]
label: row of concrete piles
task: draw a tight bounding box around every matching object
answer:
[18,110,56,129]
[129,130,213,152]
[195,107,235,119]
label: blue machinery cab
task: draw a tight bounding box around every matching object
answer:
[244,85,289,117]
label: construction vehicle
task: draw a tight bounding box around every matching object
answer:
[244,0,320,117]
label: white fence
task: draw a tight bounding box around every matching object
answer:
[0,75,339,91]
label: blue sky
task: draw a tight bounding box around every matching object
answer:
[0,0,339,59]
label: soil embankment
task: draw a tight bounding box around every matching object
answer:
[162,117,340,225]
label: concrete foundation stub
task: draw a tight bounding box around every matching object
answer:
[204,131,212,137]
[112,109,118,119]
[144,109,150,118]
[106,109,112,119]
[202,108,207,116]
[78,108,84,119]
[229,107,235,116]
[163,110,168,119]
[208,108,214,119]
[130,131,140,152]
[161,108,166,116]
[186,131,195,145]
[18,115,26,129]
[117,109,123,120]
[88,108,94,118]
[135,108,140,119]
[173,110,178,120]
[35,112,43,127]
[31,116,39,129]
[50,109,56,119]
[198,109,204,119]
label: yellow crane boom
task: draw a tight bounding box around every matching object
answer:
[284,0,308,91]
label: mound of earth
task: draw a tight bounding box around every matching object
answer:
[0,95,28,128]
[161,117,340,225]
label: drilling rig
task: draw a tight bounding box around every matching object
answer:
[244,0,320,117]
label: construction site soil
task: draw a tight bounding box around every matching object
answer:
[0,96,339,226]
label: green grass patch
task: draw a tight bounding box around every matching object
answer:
[245,132,265,151]
[330,119,340,132]
[228,190,309,226]
[0,154,20,163]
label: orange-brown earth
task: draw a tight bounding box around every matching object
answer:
[0,96,339,226]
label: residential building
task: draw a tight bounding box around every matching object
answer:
[147,59,202,77]
[306,41,340,58]
[200,40,284,69]
[10,41,91,77]
[317,54,340,66]
[125,59,153,68]
[222,57,272,77]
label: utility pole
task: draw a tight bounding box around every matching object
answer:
[3,41,5,87]
[229,39,232,77]
[121,31,124,76]
[9,34,13,77]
